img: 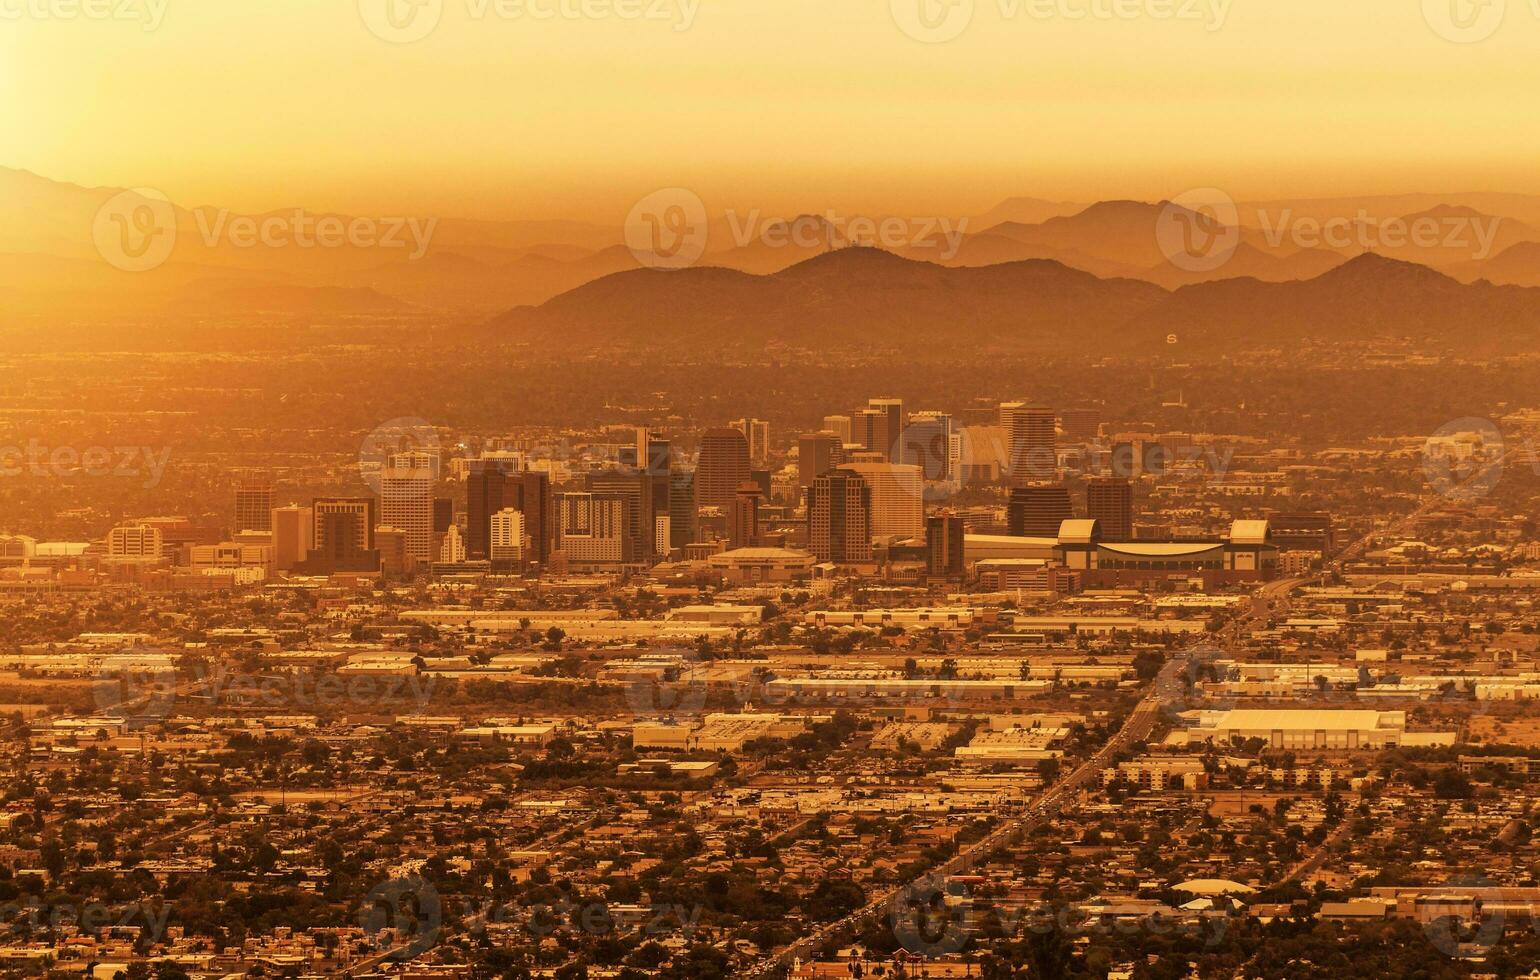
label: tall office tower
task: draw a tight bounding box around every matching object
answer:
[731,418,771,466]
[670,469,695,549]
[633,426,652,470]
[438,524,466,563]
[233,471,274,534]
[642,435,672,545]
[926,512,966,576]
[490,507,526,564]
[380,454,436,563]
[1007,485,1075,538]
[867,398,906,462]
[653,515,672,557]
[555,491,631,565]
[517,471,552,565]
[695,427,752,517]
[433,498,454,535]
[903,411,953,481]
[731,481,762,549]
[798,431,845,490]
[107,523,163,559]
[375,526,410,577]
[1003,402,1056,483]
[823,415,853,444]
[271,505,312,571]
[839,462,925,539]
[588,469,653,559]
[1086,477,1134,542]
[853,408,883,452]
[1060,408,1103,444]
[808,469,873,564]
[466,457,515,560]
[311,497,377,558]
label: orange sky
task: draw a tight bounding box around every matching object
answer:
[4,0,1540,221]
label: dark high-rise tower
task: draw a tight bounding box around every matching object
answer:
[1086,477,1134,542]
[731,481,762,549]
[1003,403,1056,484]
[1007,485,1074,538]
[926,512,965,576]
[466,458,517,560]
[695,427,752,518]
[798,431,844,490]
[670,469,695,549]
[808,469,872,564]
[234,471,274,534]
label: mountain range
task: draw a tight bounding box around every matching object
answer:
[9,166,1540,353]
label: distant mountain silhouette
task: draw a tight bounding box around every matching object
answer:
[1449,241,1540,287]
[490,246,1165,352]
[1134,253,1540,351]
[492,249,1540,356]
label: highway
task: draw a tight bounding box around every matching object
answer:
[750,652,1195,976]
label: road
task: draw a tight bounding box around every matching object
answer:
[750,652,1195,976]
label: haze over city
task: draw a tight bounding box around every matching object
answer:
[9,3,1540,980]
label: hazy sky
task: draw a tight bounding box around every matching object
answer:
[4,0,1539,221]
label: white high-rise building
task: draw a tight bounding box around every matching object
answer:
[731,418,771,466]
[380,453,436,563]
[654,515,672,557]
[107,523,163,559]
[839,463,924,540]
[438,524,466,563]
[822,415,852,444]
[491,507,526,563]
